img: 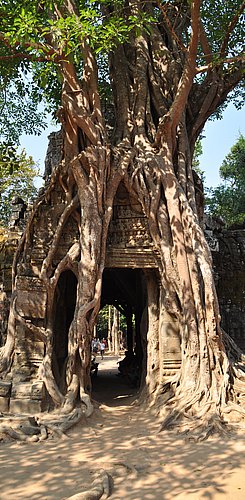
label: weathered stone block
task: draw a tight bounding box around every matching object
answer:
[11,382,32,399]
[9,398,43,415]
[11,381,45,402]
[0,396,9,412]
[0,381,12,397]
[15,276,47,318]
[16,339,45,358]
[31,381,45,400]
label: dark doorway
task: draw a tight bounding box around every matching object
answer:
[52,270,78,393]
[92,268,148,404]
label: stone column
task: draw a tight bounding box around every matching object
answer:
[159,289,181,382]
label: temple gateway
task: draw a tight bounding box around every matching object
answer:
[0,132,244,414]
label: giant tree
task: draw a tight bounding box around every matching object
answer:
[0,0,245,438]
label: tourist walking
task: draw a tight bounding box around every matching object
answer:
[100,340,105,359]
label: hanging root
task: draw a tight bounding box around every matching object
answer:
[37,406,83,438]
[0,349,13,377]
[159,400,231,442]
[181,413,231,442]
[62,374,80,414]
[159,395,245,441]
[222,330,245,366]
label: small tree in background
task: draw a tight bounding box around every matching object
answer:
[206,134,245,226]
[0,142,39,226]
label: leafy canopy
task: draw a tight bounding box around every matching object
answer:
[0,0,244,142]
[0,0,154,140]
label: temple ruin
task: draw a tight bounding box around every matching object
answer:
[0,132,244,415]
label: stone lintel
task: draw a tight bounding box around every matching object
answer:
[15,276,47,319]
[106,248,160,268]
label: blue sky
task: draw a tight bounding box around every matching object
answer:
[20,103,244,189]
[199,104,244,187]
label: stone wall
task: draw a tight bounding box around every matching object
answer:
[212,230,245,351]
[43,130,64,182]
[204,216,245,351]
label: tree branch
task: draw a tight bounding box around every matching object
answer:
[0,53,54,62]
[155,0,201,145]
[0,32,59,62]
[189,60,244,145]
[219,1,245,60]
[157,0,188,53]
[169,0,201,131]
[199,20,213,66]
[196,55,245,74]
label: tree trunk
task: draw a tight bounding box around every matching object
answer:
[112,307,120,356]
[107,305,112,352]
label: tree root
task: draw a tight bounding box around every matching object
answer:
[222,330,245,365]
[64,469,111,500]
[0,406,83,442]
[80,390,94,417]
[63,461,144,500]
[158,372,245,441]
[159,406,233,442]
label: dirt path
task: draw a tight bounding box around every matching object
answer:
[0,354,245,499]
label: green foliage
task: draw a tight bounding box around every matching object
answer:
[96,305,127,338]
[0,0,244,141]
[201,0,244,60]
[0,83,47,144]
[193,137,205,181]
[0,0,155,138]
[205,134,245,226]
[96,305,110,338]
[196,0,245,113]
[0,142,39,226]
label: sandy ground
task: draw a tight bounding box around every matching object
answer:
[0,354,245,500]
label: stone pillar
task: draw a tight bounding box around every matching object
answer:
[159,289,181,381]
[145,270,160,394]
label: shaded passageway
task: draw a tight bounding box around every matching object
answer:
[91,354,139,406]
[52,270,78,393]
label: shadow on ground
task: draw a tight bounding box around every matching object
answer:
[0,355,245,500]
[91,353,138,405]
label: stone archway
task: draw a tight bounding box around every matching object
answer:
[92,267,158,402]
[52,270,78,393]
[101,268,147,361]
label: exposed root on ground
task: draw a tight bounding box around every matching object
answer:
[65,469,111,500]
[64,460,147,500]
[0,406,84,442]
[157,380,245,441]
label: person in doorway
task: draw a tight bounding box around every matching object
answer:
[100,339,105,359]
[92,338,99,355]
